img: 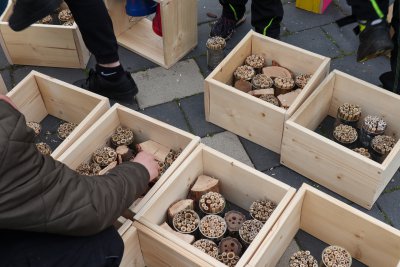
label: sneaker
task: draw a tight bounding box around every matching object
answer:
[9,0,62,31]
[357,21,394,62]
[75,70,138,104]
[210,15,246,40]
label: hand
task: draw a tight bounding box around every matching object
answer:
[131,151,159,182]
[0,95,18,110]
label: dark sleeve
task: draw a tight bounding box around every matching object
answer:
[0,100,149,236]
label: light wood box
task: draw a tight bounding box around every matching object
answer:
[6,70,110,159]
[204,30,330,153]
[248,184,400,267]
[0,1,90,68]
[134,144,296,267]
[281,70,400,209]
[105,0,197,69]
[58,103,200,214]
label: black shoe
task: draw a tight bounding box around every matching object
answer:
[357,21,394,62]
[210,15,246,40]
[379,71,400,93]
[9,0,62,31]
[74,70,138,104]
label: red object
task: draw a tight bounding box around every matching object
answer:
[152,3,162,36]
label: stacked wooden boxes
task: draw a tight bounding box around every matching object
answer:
[205,30,330,153]
[105,0,197,69]
[248,184,400,266]
[281,70,400,209]
[58,104,200,214]
[133,144,296,266]
[0,1,89,68]
[5,71,109,159]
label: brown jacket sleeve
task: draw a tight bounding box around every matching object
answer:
[0,100,149,236]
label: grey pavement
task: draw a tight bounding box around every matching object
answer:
[1,0,398,266]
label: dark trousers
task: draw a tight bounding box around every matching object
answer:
[64,0,119,64]
[0,227,124,267]
[347,0,389,20]
[219,0,283,37]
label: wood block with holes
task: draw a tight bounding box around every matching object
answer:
[204,30,330,153]
[248,184,400,267]
[0,2,90,68]
[6,70,109,159]
[134,144,295,267]
[57,104,200,214]
[281,70,400,209]
[104,0,197,69]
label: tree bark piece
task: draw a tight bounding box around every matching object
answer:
[116,145,134,162]
[248,88,274,96]
[160,222,195,244]
[218,237,242,255]
[136,140,170,162]
[262,66,292,78]
[189,175,220,203]
[167,199,194,224]
[234,79,252,93]
[98,161,118,175]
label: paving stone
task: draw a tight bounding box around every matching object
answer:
[322,23,358,54]
[350,202,387,223]
[276,240,300,267]
[333,0,352,16]
[0,69,12,91]
[185,22,210,60]
[331,54,391,86]
[13,66,86,85]
[194,54,211,78]
[383,169,400,193]
[377,190,400,230]
[140,101,190,132]
[179,93,224,137]
[264,165,312,189]
[201,131,253,167]
[281,27,341,58]
[239,137,280,172]
[133,59,204,109]
[110,99,139,111]
[0,44,10,69]
[197,0,252,24]
[282,2,344,32]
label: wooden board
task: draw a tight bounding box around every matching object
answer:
[281,70,400,209]
[205,30,330,153]
[135,144,296,267]
[120,224,146,267]
[248,184,400,267]
[6,71,109,159]
[57,104,200,214]
[0,1,89,68]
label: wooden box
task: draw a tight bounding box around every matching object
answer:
[105,0,197,69]
[204,30,330,153]
[134,144,296,267]
[57,103,200,214]
[0,1,90,68]
[6,70,110,159]
[296,0,332,14]
[248,184,400,267]
[281,70,400,209]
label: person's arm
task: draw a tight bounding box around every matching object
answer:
[0,99,157,236]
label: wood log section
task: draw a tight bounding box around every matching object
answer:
[248,88,274,96]
[98,161,118,175]
[188,175,220,203]
[167,199,194,224]
[137,140,170,162]
[277,88,302,109]
[160,222,195,244]
[234,79,252,93]
[262,66,292,78]
[116,145,134,162]
[218,237,242,256]
[271,60,281,67]
[224,210,246,233]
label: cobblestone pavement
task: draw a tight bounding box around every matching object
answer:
[1,0,398,266]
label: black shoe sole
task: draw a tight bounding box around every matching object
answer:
[9,0,63,31]
[209,15,247,41]
[358,48,393,62]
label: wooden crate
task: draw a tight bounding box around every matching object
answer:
[57,103,200,214]
[204,30,330,153]
[296,0,332,14]
[5,70,110,159]
[248,184,400,267]
[134,144,296,267]
[0,1,90,68]
[105,0,197,69]
[281,70,400,209]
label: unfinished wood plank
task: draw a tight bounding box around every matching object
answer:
[137,140,170,162]
[118,218,133,236]
[120,226,146,267]
[160,222,195,244]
